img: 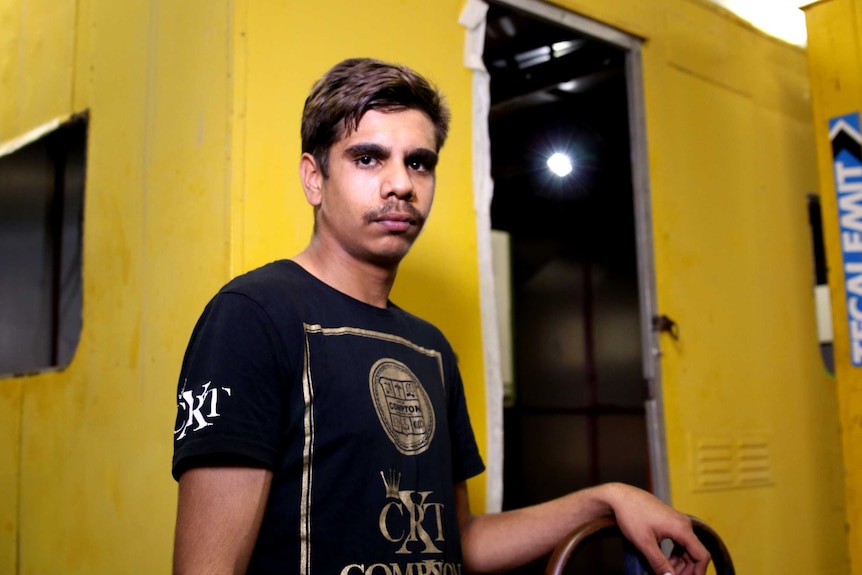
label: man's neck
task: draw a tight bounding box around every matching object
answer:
[292,242,398,309]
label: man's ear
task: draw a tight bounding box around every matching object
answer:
[299,152,323,207]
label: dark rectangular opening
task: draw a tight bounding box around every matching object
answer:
[0,112,88,376]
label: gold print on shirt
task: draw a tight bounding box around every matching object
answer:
[369,358,436,455]
[341,471,462,575]
[378,470,445,554]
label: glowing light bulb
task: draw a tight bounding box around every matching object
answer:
[547,153,573,177]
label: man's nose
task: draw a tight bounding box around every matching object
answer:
[381,163,414,200]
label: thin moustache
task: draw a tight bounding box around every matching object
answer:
[365,203,424,225]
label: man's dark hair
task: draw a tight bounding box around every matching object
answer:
[301,58,451,178]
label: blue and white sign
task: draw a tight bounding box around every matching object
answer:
[830,111,862,365]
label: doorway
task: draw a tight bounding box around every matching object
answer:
[480,2,663,571]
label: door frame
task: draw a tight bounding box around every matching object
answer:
[464,0,670,510]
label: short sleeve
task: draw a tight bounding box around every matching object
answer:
[447,357,486,484]
[172,292,292,480]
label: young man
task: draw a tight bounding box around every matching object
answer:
[172,58,710,575]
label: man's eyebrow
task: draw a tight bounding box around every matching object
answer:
[343,143,390,158]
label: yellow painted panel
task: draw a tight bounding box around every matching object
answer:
[140,1,232,569]
[752,40,812,123]
[652,37,847,575]
[16,0,233,573]
[664,4,756,95]
[0,379,21,575]
[804,1,862,572]
[71,0,91,113]
[0,0,76,142]
[0,0,850,573]
[0,2,77,573]
[546,0,657,39]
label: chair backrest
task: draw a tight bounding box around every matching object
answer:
[545,516,735,575]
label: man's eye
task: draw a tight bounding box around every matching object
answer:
[356,156,376,167]
[409,159,437,174]
[406,152,437,173]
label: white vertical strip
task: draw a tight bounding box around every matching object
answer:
[459,0,503,514]
[491,230,514,393]
[624,46,671,504]
[815,284,834,343]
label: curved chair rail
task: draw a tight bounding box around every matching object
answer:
[545,516,735,575]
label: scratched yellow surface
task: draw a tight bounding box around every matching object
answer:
[805,1,862,573]
[0,0,854,573]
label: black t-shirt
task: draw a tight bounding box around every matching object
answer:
[173,260,485,574]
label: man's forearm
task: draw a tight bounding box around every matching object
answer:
[457,481,709,575]
[457,483,615,573]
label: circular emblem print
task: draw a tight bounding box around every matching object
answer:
[369,358,436,455]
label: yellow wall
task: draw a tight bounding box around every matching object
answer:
[0,0,850,574]
[0,1,482,573]
[804,0,862,573]
[1,0,80,570]
[2,1,235,572]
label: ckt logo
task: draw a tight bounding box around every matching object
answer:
[175,380,231,440]
[378,471,446,554]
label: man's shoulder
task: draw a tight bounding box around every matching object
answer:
[391,304,453,350]
[220,259,308,297]
[205,260,319,321]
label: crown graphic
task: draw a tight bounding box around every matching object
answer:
[380,469,402,499]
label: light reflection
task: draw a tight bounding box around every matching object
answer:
[547,153,573,177]
[709,0,808,46]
